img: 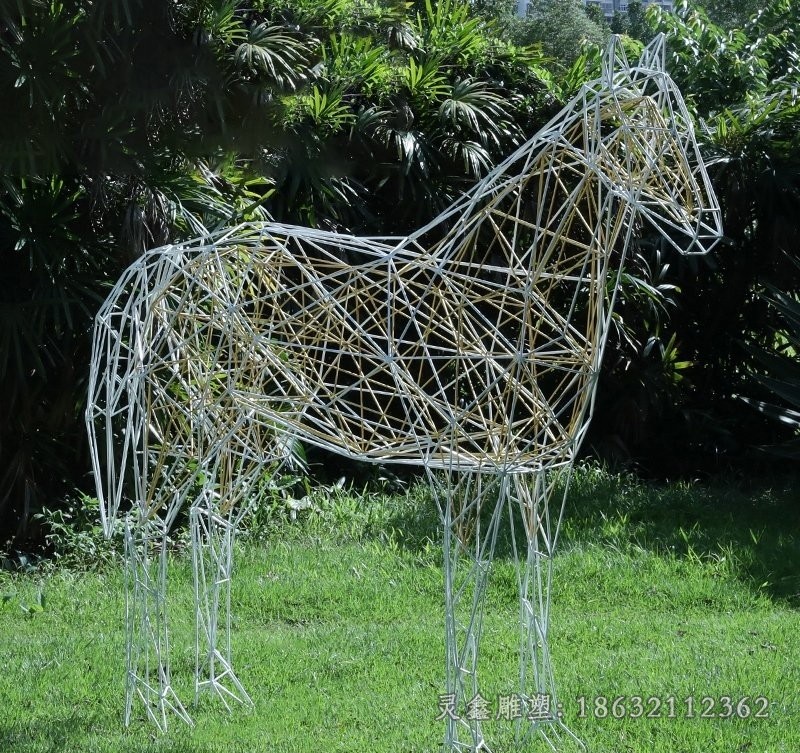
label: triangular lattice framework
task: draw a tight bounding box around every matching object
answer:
[87,35,721,750]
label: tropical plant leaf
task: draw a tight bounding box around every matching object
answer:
[438,78,511,146]
[303,87,356,134]
[439,137,492,177]
[405,56,450,101]
[235,24,315,90]
[740,396,800,427]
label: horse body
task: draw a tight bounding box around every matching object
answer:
[143,229,601,471]
[87,36,722,750]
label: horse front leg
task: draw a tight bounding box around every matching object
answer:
[510,471,585,752]
[123,510,192,730]
[433,470,505,753]
[190,491,253,711]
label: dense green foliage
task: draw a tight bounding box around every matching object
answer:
[0,0,282,540]
[1,0,799,541]
[741,275,800,457]
[700,0,764,27]
[476,0,607,67]
[0,0,555,542]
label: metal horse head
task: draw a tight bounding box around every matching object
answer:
[595,34,721,255]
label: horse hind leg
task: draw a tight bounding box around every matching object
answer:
[124,511,193,730]
[509,471,585,752]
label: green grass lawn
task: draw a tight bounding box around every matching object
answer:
[1,468,798,752]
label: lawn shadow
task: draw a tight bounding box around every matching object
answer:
[355,465,800,609]
[0,716,257,753]
[543,466,800,608]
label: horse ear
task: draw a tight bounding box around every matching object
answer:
[638,33,667,72]
[601,34,631,85]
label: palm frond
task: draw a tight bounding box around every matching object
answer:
[438,78,511,139]
[439,137,492,177]
[235,24,316,90]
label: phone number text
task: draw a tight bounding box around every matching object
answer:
[576,695,770,719]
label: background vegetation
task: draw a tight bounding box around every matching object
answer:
[1,0,799,545]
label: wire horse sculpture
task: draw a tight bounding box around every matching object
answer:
[87,35,721,751]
